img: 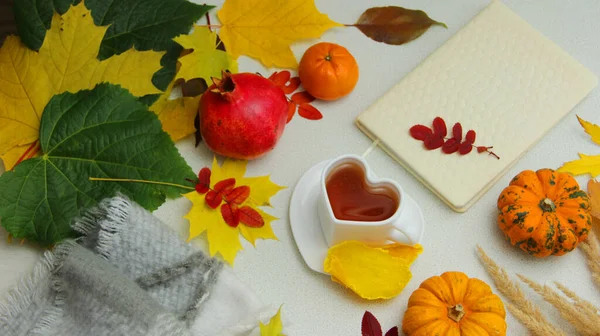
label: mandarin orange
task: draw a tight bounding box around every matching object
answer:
[298,42,359,101]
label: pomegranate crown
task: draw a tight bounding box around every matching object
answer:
[210,70,235,94]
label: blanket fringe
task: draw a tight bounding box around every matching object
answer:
[1,194,131,334]
[72,193,131,262]
[0,241,77,335]
[31,241,77,334]
[0,249,53,328]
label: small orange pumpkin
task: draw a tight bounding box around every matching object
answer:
[402,271,506,336]
[497,169,591,257]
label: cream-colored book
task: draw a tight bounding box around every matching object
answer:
[356,0,597,212]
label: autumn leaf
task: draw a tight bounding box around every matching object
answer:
[0,143,41,171]
[291,91,316,105]
[14,0,212,93]
[152,26,238,141]
[221,203,241,227]
[225,186,251,204]
[269,71,291,87]
[184,157,285,265]
[268,71,301,94]
[181,78,209,98]
[354,6,446,45]
[217,0,342,68]
[577,115,600,145]
[0,2,164,170]
[149,81,202,142]
[0,84,195,246]
[410,117,499,159]
[173,26,238,83]
[260,307,286,336]
[559,154,600,177]
[298,104,323,120]
[14,0,212,56]
[0,36,52,166]
[359,311,399,336]
[41,4,163,96]
[558,116,600,177]
[286,102,296,123]
[266,70,323,122]
[196,167,212,194]
[324,241,415,300]
[362,311,382,336]
[385,327,399,336]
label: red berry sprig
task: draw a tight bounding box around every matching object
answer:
[267,71,323,121]
[193,168,264,228]
[409,117,500,159]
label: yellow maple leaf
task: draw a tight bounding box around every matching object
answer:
[558,116,600,177]
[0,2,163,170]
[149,82,202,142]
[173,26,238,83]
[558,153,600,178]
[150,26,239,141]
[0,36,52,160]
[0,142,41,171]
[577,115,600,146]
[184,157,286,265]
[260,307,286,336]
[217,0,342,69]
[41,3,163,96]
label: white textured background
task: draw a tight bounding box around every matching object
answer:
[1,0,599,334]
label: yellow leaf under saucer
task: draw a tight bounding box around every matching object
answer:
[381,243,423,264]
[324,241,420,300]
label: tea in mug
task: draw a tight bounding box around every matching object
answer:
[325,162,399,222]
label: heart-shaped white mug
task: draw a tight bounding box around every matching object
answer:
[317,154,423,247]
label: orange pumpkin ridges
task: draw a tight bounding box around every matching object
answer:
[497,168,592,257]
[298,42,359,101]
[402,271,507,336]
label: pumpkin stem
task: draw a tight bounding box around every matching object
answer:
[539,198,556,212]
[448,304,466,323]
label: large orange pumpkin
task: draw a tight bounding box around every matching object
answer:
[298,42,359,101]
[402,271,506,336]
[497,169,591,257]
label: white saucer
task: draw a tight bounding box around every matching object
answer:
[289,160,425,274]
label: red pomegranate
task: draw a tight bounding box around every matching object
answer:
[199,71,288,160]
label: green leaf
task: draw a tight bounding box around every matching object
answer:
[86,0,213,60]
[13,0,78,50]
[138,43,183,106]
[153,43,184,91]
[15,0,212,54]
[0,83,195,246]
